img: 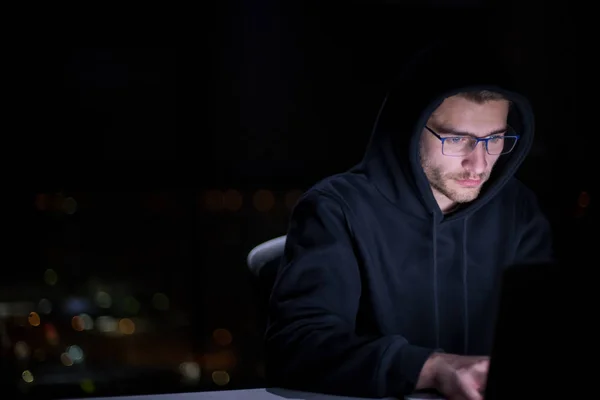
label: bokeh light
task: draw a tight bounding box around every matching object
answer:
[96,316,117,333]
[212,328,232,346]
[202,350,237,370]
[14,341,30,359]
[123,296,141,314]
[44,324,59,345]
[118,318,136,335]
[62,197,78,214]
[79,313,94,330]
[152,293,169,310]
[67,345,85,363]
[253,190,275,212]
[212,371,230,386]
[80,379,95,393]
[180,361,201,381]
[44,269,58,285]
[28,312,41,327]
[72,316,85,331]
[38,298,52,314]
[61,352,74,366]
[21,370,34,383]
[223,189,243,211]
[204,190,223,211]
[95,291,112,308]
[578,191,590,208]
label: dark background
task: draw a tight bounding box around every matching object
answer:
[3,1,585,398]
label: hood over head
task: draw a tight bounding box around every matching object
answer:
[354,37,535,222]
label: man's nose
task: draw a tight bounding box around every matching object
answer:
[462,141,488,175]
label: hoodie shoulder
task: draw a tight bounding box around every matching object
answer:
[306,172,376,209]
[501,179,554,263]
[501,178,540,206]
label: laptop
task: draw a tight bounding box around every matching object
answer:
[484,261,563,399]
[407,261,563,400]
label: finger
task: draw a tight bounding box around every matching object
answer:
[456,369,483,400]
[473,359,489,371]
[469,360,490,388]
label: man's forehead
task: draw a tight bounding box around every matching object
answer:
[428,99,509,131]
[427,113,509,138]
[431,97,509,116]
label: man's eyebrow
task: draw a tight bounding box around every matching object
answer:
[433,124,508,137]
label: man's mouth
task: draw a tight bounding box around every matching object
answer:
[455,178,482,187]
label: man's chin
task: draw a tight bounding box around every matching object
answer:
[445,183,482,203]
[451,188,481,203]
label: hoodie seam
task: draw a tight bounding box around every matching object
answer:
[373,339,397,396]
[311,188,360,238]
[462,217,470,354]
[432,219,440,349]
[360,172,432,221]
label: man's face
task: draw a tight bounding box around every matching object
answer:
[419,95,510,206]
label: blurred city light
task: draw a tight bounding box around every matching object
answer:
[578,191,590,208]
[14,341,30,359]
[79,313,94,330]
[44,269,58,285]
[72,315,85,331]
[22,370,34,383]
[44,323,60,345]
[28,312,41,327]
[62,197,78,214]
[223,189,243,211]
[202,350,237,370]
[118,318,136,335]
[212,370,230,386]
[204,190,224,211]
[96,316,118,333]
[67,345,85,363]
[61,352,74,366]
[180,361,201,382]
[213,328,232,346]
[80,379,95,393]
[38,298,52,314]
[94,291,112,308]
[123,296,141,314]
[253,190,275,212]
[152,293,169,311]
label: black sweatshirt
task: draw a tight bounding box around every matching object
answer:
[265,41,553,398]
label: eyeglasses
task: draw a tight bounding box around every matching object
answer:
[424,125,520,157]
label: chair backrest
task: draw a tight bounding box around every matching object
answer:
[247,235,287,277]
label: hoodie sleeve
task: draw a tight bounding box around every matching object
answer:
[513,184,554,264]
[264,190,436,398]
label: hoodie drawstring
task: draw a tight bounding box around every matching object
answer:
[432,217,440,349]
[432,217,470,354]
[462,217,469,354]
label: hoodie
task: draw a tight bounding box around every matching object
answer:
[264,40,553,398]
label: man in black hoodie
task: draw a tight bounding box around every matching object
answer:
[264,41,553,399]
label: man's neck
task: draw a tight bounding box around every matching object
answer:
[431,187,457,214]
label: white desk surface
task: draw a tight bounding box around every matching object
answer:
[67,388,415,400]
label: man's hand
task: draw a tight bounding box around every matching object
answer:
[417,353,490,400]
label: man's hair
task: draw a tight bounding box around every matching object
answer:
[456,90,508,104]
